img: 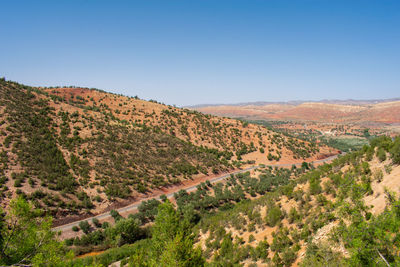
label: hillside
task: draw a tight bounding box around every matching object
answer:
[0,79,334,220]
[59,135,400,266]
[191,137,400,266]
[193,100,400,125]
[2,88,400,266]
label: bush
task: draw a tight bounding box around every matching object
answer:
[390,138,400,164]
[106,218,143,246]
[78,220,91,234]
[72,226,79,232]
[160,194,167,202]
[374,169,383,183]
[94,195,102,202]
[384,164,392,174]
[300,243,345,267]
[92,218,102,228]
[65,238,74,246]
[102,222,110,229]
[110,209,122,222]
[248,234,255,243]
[309,172,322,195]
[266,205,282,227]
[376,147,387,162]
[288,207,300,224]
[281,247,297,266]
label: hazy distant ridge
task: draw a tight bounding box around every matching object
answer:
[187,97,400,108]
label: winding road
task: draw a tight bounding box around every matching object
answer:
[53,153,341,233]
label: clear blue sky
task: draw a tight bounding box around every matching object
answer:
[1,0,399,106]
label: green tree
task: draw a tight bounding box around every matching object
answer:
[130,201,204,266]
[92,218,102,228]
[288,207,300,224]
[376,147,387,162]
[363,129,371,138]
[334,193,400,266]
[281,247,297,266]
[301,162,309,169]
[151,201,182,256]
[265,204,282,227]
[390,137,400,164]
[301,243,345,267]
[110,209,123,222]
[106,218,143,246]
[79,220,91,234]
[0,197,72,265]
[159,231,204,267]
[309,173,322,195]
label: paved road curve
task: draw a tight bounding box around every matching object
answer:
[53,153,341,232]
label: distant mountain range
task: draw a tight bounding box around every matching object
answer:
[188,98,400,108]
[190,98,400,125]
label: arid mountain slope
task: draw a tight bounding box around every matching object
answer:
[192,137,400,266]
[194,100,400,125]
[0,80,334,219]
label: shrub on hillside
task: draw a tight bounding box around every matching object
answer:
[265,204,282,227]
[110,209,123,222]
[79,220,91,234]
[390,137,400,164]
[376,147,387,162]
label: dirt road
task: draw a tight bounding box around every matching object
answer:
[53,153,341,233]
